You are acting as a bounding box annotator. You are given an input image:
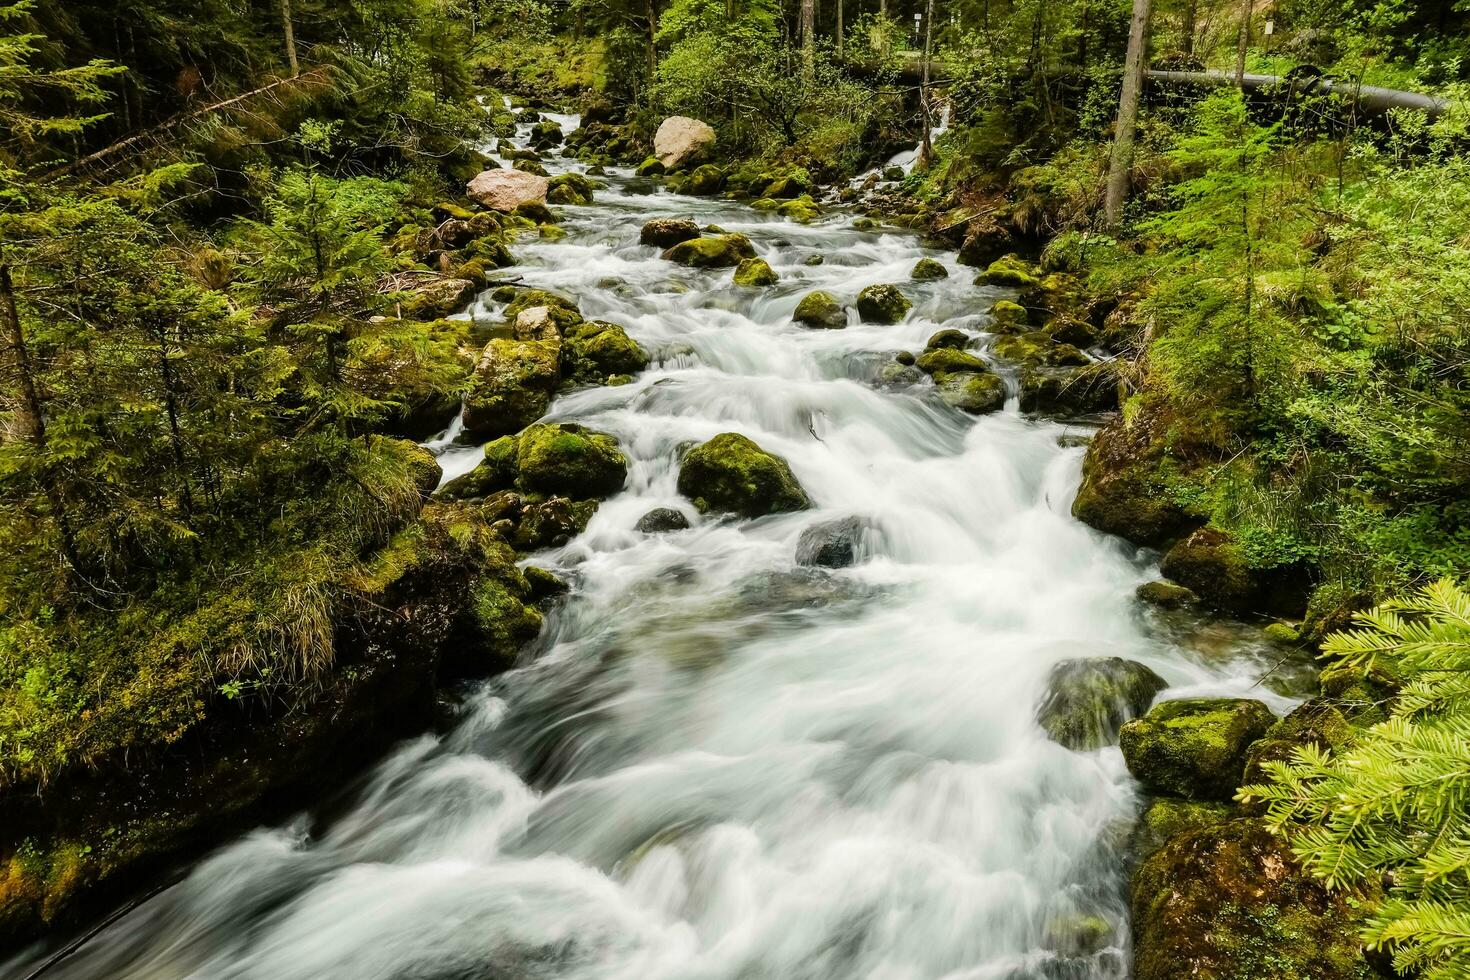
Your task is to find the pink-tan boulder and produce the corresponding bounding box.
[654,116,716,170]
[467,168,549,212]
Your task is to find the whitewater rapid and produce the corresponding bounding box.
[11,108,1303,980]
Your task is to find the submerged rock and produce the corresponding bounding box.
[855,284,912,324]
[733,257,779,287]
[795,516,870,568]
[515,422,628,499]
[1120,698,1275,800]
[677,432,810,517]
[635,507,691,533]
[640,217,701,249]
[1037,657,1168,751]
[794,290,847,330]
[1135,580,1198,609]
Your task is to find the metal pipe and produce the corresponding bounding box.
[1145,68,1449,120]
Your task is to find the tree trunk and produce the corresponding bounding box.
[280,0,300,77]
[646,0,659,78]
[1235,0,1252,85]
[835,0,843,59]
[1182,0,1196,56]
[1103,0,1151,227]
[0,264,44,445]
[801,0,815,77]
[917,0,936,170]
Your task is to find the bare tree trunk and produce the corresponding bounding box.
[646,0,659,78]
[835,0,843,59]
[801,0,815,76]
[0,264,43,445]
[1103,0,1151,227]
[917,0,936,170]
[1182,0,1196,56]
[280,0,299,77]
[880,0,887,20]
[1235,0,1252,85]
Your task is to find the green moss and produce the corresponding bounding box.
[855,283,912,324]
[636,156,666,177]
[504,288,580,321]
[934,372,1006,414]
[683,164,725,195]
[911,257,949,281]
[677,432,810,517]
[1129,798,1231,863]
[564,319,649,380]
[461,338,562,438]
[514,422,628,498]
[1120,698,1276,800]
[793,290,847,329]
[1136,580,1198,608]
[978,253,1041,288]
[733,257,779,287]
[777,197,821,223]
[438,436,518,501]
[661,235,753,269]
[1037,656,1168,751]
[915,347,988,375]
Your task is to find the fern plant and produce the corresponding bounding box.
[1242,578,1470,980]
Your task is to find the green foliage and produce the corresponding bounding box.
[1243,579,1470,980]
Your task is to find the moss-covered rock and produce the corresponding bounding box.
[1136,580,1198,609]
[977,254,1041,288]
[777,197,821,223]
[855,283,912,324]
[563,319,649,380]
[684,164,726,196]
[760,169,814,199]
[546,172,595,206]
[513,304,579,341]
[513,158,551,177]
[733,257,779,287]
[529,120,564,148]
[1071,402,1201,548]
[935,372,1006,415]
[1019,362,1120,416]
[793,290,847,330]
[504,288,579,321]
[661,234,755,269]
[1160,528,1311,617]
[1240,701,1355,792]
[635,507,691,533]
[1048,316,1097,348]
[1037,657,1168,751]
[676,432,810,517]
[925,328,969,350]
[438,436,518,500]
[1132,818,1377,980]
[403,277,479,320]
[1128,798,1231,865]
[515,422,628,498]
[988,299,1029,331]
[1120,698,1276,801]
[640,217,701,248]
[911,257,949,281]
[916,347,989,375]
[462,338,562,438]
[635,156,666,177]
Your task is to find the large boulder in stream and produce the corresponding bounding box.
[654,115,716,170]
[1132,818,1378,980]
[794,290,847,330]
[546,172,595,206]
[467,168,549,212]
[1120,697,1275,801]
[563,320,649,381]
[640,218,702,249]
[403,277,478,320]
[856,284,912,324]
[795,516,871,568]
[461,338,562,438]
[661,234,756,269]
[733,257,779,287]
[935,372,1006,415]
[677,433,810,517]
[515,422,628,498]
[1036,657,1167,751]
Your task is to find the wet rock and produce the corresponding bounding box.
[1037,657,1168,751]
[1128,797,1231,865]
[794,290,847,329]
[895,350,917,366]
[733,257,779,287]
[987,299,1030,333]
[1120,698,1275,801]
[925,328,969,350]
[796,516,870,568]
[522,565,569,601]
[662,234,755,269]
[467,168,549,213]
[513,200,556,224]
[1240,701,1354,793]
[513,305,567,341]
[935,372,1006,414]
[462,338,562,438]
[777,197,821,223]
[1135,580,1198,609]
[1048,316,1097,348]
[911,257,949,281]
[504,288,579,321]
[977,254,1041,289]
[882,166,905,181]
[958,223,1015,267]
[512,158,550,177]
[1132,818,1377,980]
[636,507,691,533]
[546,172,595,206]
[1071,403,1201,548]
[684,164,726,195]
[438,436,519,500]
[852,217,880,231]
[635,156,666,177]
[878,363,925,388]
[640,218,701,248]
[404,277,478,320]
[916,347,989,375]
[654,116,716,169]
[529,120,564,149]
[1160,528,1311,617]
[761,170,814,198]
[512,494,597,551]
[856,283,912,324]
[1019,362,1120,415]
[515,422,628,498]
[803,254,824,266]
[563,320,649,380]
[677,432,810,517]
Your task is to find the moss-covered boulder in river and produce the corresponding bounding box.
[677,433,810,517]
[683,164,725,195]
[855,283,912,324]
[546,172,595,206]
[515,422,628,499]
[911,257,949,281]
[1036,657,1168,751]
[640,217,701,248]
[563,319,649,380]
[1120,698,1275,800]
[935,372,1006,415]
[1132,818,1378,980]
[1019,362,1120,416]
[462,338,562,438]
[916,347,989,375]
[794,290,847,329]
[662,234,756,269]
[733,257,779,287]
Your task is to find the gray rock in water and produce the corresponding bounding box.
[1037,657,1168,751]
[636,507,691,533]
[796,516,870,568]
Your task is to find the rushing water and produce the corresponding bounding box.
[11,109,1306,980]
